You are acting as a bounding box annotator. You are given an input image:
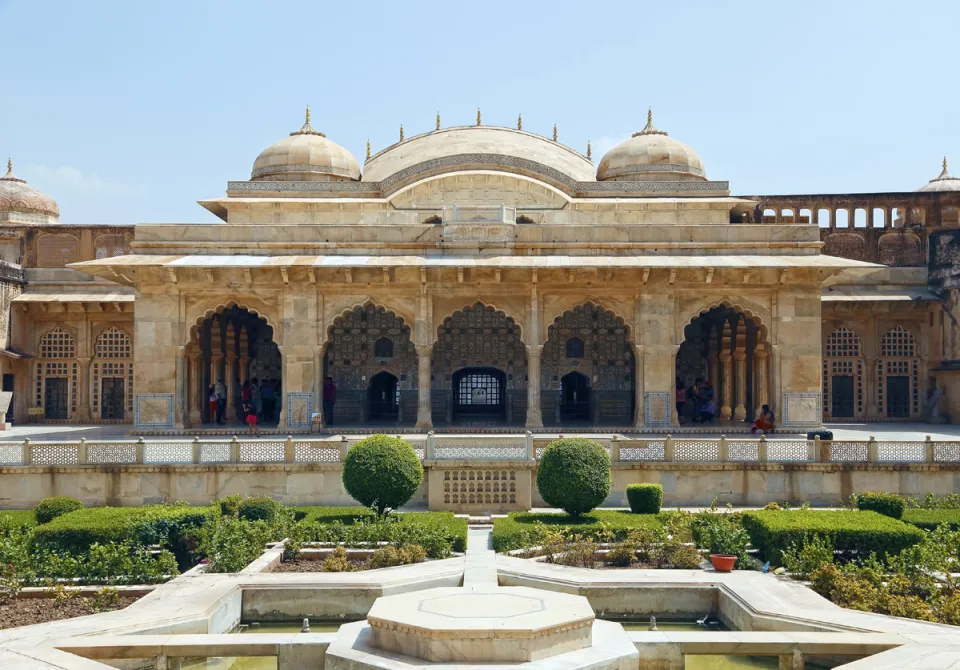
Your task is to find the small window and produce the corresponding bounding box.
[566,337,585,358]
[374,337,394,359]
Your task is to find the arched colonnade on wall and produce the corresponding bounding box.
[175,297,777,430]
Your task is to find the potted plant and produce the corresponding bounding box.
[704,520,749,572]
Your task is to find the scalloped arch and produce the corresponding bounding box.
[327,299,415,337]
[188,301,278,345]
[683,297,770,342]
[435,300,525,342]
[545,299,633,341]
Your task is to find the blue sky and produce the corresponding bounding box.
[1,0,956,224]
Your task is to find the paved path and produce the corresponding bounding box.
[463,527,497,587]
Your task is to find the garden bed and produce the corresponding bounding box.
[492,510,663,552]
[902,508,960,531]
[0,591,139,630]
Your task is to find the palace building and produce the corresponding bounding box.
[2,109,960,433]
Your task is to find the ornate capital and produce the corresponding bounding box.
[734,351,746,361]
[754,349,769,360]
[719,352,732,361]
[416,344,432,358]
[526,344,544,356]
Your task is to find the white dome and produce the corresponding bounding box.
[918,157,960,192]
[0,159,60,221]
[362,125,595,189]
[596,110,705,182]
[251,108,360,182]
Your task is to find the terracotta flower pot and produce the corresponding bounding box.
[709,554,737,572]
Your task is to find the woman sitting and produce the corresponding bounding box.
[752,405,775,434]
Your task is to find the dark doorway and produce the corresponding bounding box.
[2,373,13,423]
[44,377,68,419]
[452,367,506,420]
[560,372,591,421]
[831,375,854,418]
[368,371,399,420]
[887,376,910,418]
[101,378,125,420]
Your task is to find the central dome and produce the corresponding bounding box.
[362,126,596,189]
[597,110,705,182]
[251,107,361,182]
[0,159,60,222]
[918,157,960,192]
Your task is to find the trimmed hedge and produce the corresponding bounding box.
[32,505,212,556]
[342,435,424,516]
[237,496,284,522]
[0,510,38,530]
[35,496,83,524]
[902,509,960,531]
[537,438,611,517]
[741,510,924,564]
[626,484,663,514]
[294,507,467,553]
[492,510,662,552]
[853,491,905,519]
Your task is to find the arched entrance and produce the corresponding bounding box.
[559,372,591,422]
[324,303,416,426]
[368,371,400,421]
[677,305,768,426]
[541,303,635,426]
[432,303,526,427]
[187,305,281,427]
[452,367,506,421]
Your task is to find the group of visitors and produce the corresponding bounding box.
[676,375,776,433]
[206,377,281,432]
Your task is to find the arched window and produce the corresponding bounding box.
[95,327,132,358]
[35,327,78,420]
[565,337,585,359]
[880,326,916,358]
[374,337,394,359]
[39,327,76,358]
[825,326,861,357]
[878,326,920,419]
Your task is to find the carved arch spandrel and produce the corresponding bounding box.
[677,295,771,344]
[431,297,527,346]
[186,298,279,346]
[540,295,634,345]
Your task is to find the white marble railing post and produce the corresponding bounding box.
[525,345,544,429]
[416,345,433,429]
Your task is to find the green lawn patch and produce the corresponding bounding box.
[492,510,662,552]
[741,510,924,564]
[0,509,37,530]
[902,508,960,531]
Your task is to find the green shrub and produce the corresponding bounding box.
[0,510,38,532]
[853,491,905,519]
[35,497,83,524]
[217,495,244,517]
[295,511,466,557]
[536,438,610,517]
[342,435,424,517]
[197,514,276,573]
[741,510,924,564]
[237,496,283,522]
[492,510,661,552]
[902,509,960,531]
[293,506,375,525]
[907,493,960,510]
[626,484,662,514]
[780,534,834,578]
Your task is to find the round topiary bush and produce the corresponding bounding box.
[35,496,83,524]
[626,483,663,514]
[237,496,283,522]
[853,491,905,519]
[342,435,424,517]
[536,438,611,517]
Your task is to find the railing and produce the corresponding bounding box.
[1,434,958,466]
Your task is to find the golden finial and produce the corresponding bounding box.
[647,107,652,125]
[552,124,558,141]
[587,141,592,161]
[290,106,324,137]
[476,108,482,126]
[633,107,668,137]
[399,124,404,142]
[305,105,311,124]
[366,139,371,161]
[436,111,441,130]
[517,113,522,130]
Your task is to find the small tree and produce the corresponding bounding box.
[342,435,424,517]
[536,438,611,517]
[35,496,83,524]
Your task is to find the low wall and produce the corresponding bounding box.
[0,434,958,509]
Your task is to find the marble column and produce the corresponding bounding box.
[76,357,92,421]
[734,350,747,421]
[525,345,544,429]
[276,345,287,430]
[416,345,433,429]
[188,351,201,426]
[865,356,877,419]
[719,352,733,420]
[633,344,645,429]
[754,346,769,410]
[225,353,237,423]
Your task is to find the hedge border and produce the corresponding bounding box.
[492,510,662,552]
[902,509,960,531]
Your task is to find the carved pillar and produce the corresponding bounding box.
[226,354,236,422]
[276,345,287,429]
[865,356,878,419]
[754,344,769,410]
[76,357,92,421]
[238,326,249,385]
[734,351,747,421]
[720,318,733,419]
[416,345,433,429]
[525,345,544,429]
[633,345,644,428]
[188,350,201,426]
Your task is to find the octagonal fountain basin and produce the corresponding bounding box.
[325,585,640,669]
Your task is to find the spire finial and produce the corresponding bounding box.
[476,108,482,126]
[552,124,558,142]
[5,158,10,173]
[289,106,324,137]
[945,156,949,172]
[517,113,522,130]
[587,141,592,161]
[633,107,668,137]
[436,111,441,131]
[647,107,652,126]
[366,139,371,161]
[399,124,404,142]
[305,105,311,125]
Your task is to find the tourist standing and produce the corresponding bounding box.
[243,401,258,435]
[215,378,226,424]
[251,378,262,420]
[323,376,337,426]
[261,378,275,423]
[207,385,218,425]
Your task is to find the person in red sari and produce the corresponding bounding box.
[752,404,775,434]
